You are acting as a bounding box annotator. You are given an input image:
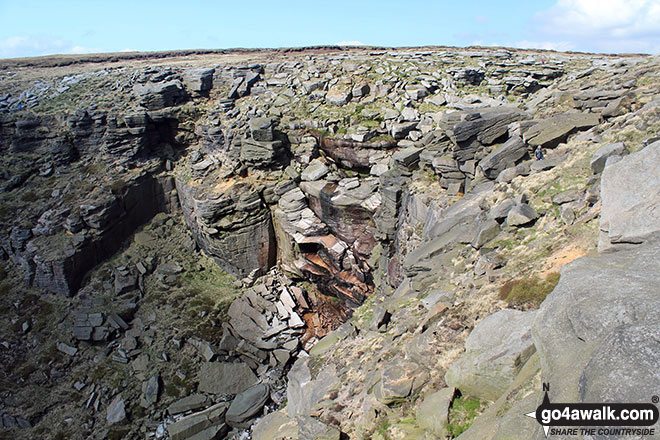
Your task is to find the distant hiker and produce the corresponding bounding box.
[535,145,544,161]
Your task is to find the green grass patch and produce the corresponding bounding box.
[498,272,560,307]
[447,395,488,437]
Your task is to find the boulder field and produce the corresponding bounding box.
[0,47,659,439]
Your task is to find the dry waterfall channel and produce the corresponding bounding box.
[0,47,659,440]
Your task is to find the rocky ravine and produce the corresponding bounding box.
[0,47,659,440]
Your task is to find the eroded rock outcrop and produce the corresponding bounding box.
[599,140,660,251]
[177,177,275,278]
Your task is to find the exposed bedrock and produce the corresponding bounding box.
[313,133,397,171]
[271,185,373,308]
[10,171,175,295]
[176,177,276,278]
[299,179,379,258]
[2,108,182,295]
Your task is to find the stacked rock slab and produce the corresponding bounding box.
[176,178,275,278]
[240,118,288,168]
[271,184,373,307]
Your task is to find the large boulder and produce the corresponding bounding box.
[478,135,527,179]
[589,141,627,174]
[182,68,215,95]
[451,107,527,146]
[300,159,329,181]
[326,83,352,106]
[167,402,228,440]
[133,80,187,110]
[532,242,660,413]
[249,117,274,142]
[445,309,537,401]
[506,203,537,227]
[373,358,424,404]
[416,387,455,438]
[198,362,258,395]
[252,409,299,440]
[240,138,286,168]
[225,383,270,426]
[599,140,660,251]
[523,112,600,148]
[286,358,339,417]
[449,107,527,163]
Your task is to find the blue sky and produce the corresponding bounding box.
[1,0,659,58]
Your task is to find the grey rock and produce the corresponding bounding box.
[240,138,285,167]
[352,83,370,98]
[370,306,391,331]
[252,409,299,440]
[225,383,269,426]
[532,243,660,407]
[106,395,126,425]
[325,86,351,106]
[250,118,274,142]
[2,414,16,427]
[489,200,515,222]
[298,415,341,440]
[551,189,581,205]
[496,163,527,183]
[590,142,627,174]
[523,112,600,148]
[405,84,428,101]
[452,107,527,146]
[401,107,420,122]
[57,342,78,356]
[471,219,500,249]
[198,362,258,395]
[445,309,537,401]
[193,339,217,362]
[374,358,422,404]
[15,417,31,429]
[167,402,228,440]
[303,79,327,94]
[300,160,329,181]
[416,387,455,438]
[185,425,229,440]
[287,358,339,417]
[176,179,275,278]
[182,68,214,94]
[168,394,211,415]
[404,193,486,273]
[600,140,660,251]
[114,269,138,295]
[390,122,417,139]
[392,147,422,168]
[141,374,160,407]
[478,135,527,179]
[530,156,563,172]
[506,203,537,226]
[133,80,187,110]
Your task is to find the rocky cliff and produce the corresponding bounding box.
[0,46,659,440]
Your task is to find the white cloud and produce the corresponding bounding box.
[533,0,660,53]
[511,40,576,52]
[0,35,103,59]
[70,45,102,54]
[336,41,364,46]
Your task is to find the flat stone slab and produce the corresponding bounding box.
[225,383,270,426]
[198,362,258,395]
[168,394,211,415]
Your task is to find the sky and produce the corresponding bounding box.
[0,0,659,59]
